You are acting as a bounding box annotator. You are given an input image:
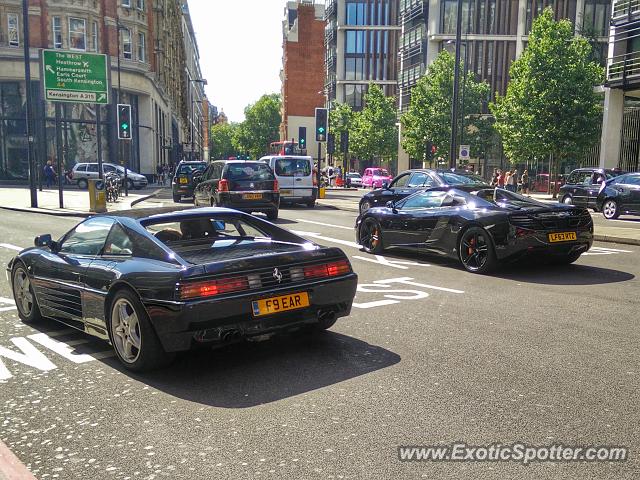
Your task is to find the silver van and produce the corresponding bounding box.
[259,155,316,207]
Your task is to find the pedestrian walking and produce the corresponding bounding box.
[521,170,529,194]
[508,169,518,192]
[161,164,168,185]
[491,169,500,187]
[43,160,56,189]
[498,170,506,189]
[156,164,163,185]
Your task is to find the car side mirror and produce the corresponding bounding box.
[382,181,390,189]
[385,200,395,209]
[35,234,54,249]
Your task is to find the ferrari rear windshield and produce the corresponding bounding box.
[144,216,271,245]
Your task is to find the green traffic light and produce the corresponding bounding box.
[318,127,325,134]
[121,123,129,130]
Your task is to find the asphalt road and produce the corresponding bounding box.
[0,203,639,479]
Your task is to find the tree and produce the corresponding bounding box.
[329,102,354,154]
[490,8,604,181]
[350,84,397,166]
[234,93,281,159]
[209,122,239,160]
[401,50,490,165]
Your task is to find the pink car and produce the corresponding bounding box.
[362,168,393,189]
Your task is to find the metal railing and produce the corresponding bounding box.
[399,63,425,87]
[324,21,336,44]
[400,24,425,51]
[612,0,640,19]
[608,51,640,82]
[400,0,424,22]
[325,0,336,18]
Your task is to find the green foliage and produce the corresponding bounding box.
[350,84,398,162]
[490,8,604,165]
[401,50,490,163]
[209,122,239,160]
[329,102,354,153]
[234,93,282,160]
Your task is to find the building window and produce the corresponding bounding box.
[346,1,367,25]
[138,32,146,62]
[137,0,145,10]
[345,84,364,109]
[122,28,132,59]
[69,18,86,50]
[583,0,611,37]
[122,0,131,7]
[92,21,98,51]
[52,17,63,49]
[7,13,19,47]
[346,30,365,54]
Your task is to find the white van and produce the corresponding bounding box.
[259,155,316,207]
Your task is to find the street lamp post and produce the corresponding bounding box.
[448,0,464,169]
[116,20,130,195]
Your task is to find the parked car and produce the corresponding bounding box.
[362,168,393,189]
[358,169,489,213]
[345,172,363,188]
[193,160,280,220]
[7,208,358,371]
[259,155,316,207]
[71,162,148,190]
[356,187,593,274]
[172,160,208,203]
[558,168,625,209]
[596,172,640,219]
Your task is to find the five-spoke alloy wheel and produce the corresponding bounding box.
[12,263,42,323]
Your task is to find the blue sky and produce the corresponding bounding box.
[189,0,285,122]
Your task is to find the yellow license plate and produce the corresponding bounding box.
[242,193,263,200]
[548,232,577,242]
[179,177,188,184]
[252,292,309,317]
[280,189,292,195]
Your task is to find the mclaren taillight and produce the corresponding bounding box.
[178,276,248,300]
[218,179,229,192]
[514,227,535,238]
[303,259,351,279]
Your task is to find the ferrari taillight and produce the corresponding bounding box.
[178,276,248,300]
[303,260,351,279]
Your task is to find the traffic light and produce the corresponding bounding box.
[327,133,335,155]
[117,104,132,140]
[340,131,349,153]
[298,126,307,150]
[315,108,327,142]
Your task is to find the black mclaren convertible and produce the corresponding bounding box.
[355,188,594,274]
[7,208,358,371]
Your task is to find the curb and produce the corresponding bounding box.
[0,439,36,480]
[0,191,158,218]
[593,234,640,246]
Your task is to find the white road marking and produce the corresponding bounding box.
[0,307,16,312]
[376,277,465,294]
[28,333,95,364]
[352,254,431,270]
[590,246,632,253]
[352,299,399,309]
[352,277,463,310]
[0,297,15,304]
[294,219,353,230]
[0,243,22,252]
[0,297,15,312]
[583,246,633,256]
[291,230,361,249]
[0,337,58,380]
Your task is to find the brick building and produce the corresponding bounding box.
[280,0,326,160]
[0,0,206,183]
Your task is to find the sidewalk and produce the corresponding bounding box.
[317,190,640,246]
[0,439,36,480]
[0,186,157,217]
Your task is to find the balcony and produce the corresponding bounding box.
[400,24,425,52]
[324,21,337,45]
[608,51,640,89]
[612,0,640,24]
[325,0,336,19]
[400,0,425,24]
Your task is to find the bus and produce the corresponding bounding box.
[269,140,307,156]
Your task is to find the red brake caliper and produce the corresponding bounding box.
[468,237,475,256]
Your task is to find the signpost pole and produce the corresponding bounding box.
[96,104,103,181]
[55,103,64,209]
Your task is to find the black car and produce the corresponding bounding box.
[172,160,208,202]
[558,168,624,210]
[356,188,593,274]
[358,169,488,213]
[596,172,640,219]
[7,208,358,371]
[194,160,280,220]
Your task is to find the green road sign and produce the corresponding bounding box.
[42,50,109,104]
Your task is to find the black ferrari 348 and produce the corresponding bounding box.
[356,188,594,274]
[7,208,358,371]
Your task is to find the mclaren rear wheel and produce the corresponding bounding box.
[459,227,497,274]
[359,218,384,254]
